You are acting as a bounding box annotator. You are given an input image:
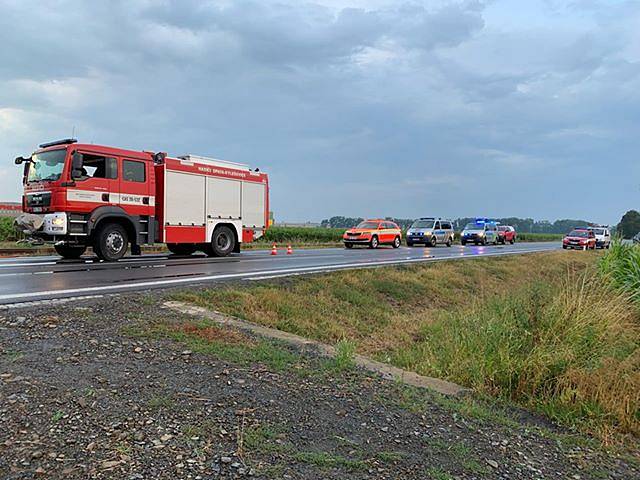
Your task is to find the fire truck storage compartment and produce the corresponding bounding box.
[241,182,266,228]
[165,171,205,226]
[206,177,241,219]
[164,169,266,230]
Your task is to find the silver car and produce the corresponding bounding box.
[406,218,455,247]
[461,221,499,246]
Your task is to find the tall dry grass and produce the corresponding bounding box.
[398,271,640,438]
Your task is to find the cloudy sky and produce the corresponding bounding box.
[1,0,638,223]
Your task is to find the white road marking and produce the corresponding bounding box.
[0,244,558,302]
[0,261,58,269]
[0,272,51,278]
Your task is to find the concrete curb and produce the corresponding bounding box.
[163,301,471,398]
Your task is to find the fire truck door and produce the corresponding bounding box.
[67,151,119,208]
[118,158,152,217]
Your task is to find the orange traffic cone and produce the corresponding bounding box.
[271,244,278,255]
[286,245,293,255]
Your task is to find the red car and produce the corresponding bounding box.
[497,225,516,244]
[562,228,596,250]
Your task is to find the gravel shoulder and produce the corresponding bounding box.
[1,293,638,480]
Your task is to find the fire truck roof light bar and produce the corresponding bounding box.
[39,138,78,149]
[178,154,251,171]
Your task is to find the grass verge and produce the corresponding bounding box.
[174,251,640,444]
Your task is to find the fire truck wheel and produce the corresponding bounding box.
[392,236,401,248]
[369,235,379,249]
[207,226,236,257]
[54,244,86,259]
[94,223,128,261]
[167,243,196,256]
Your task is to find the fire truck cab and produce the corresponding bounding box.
[15,139,269,261]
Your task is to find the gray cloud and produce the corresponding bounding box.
[0,0,638,224]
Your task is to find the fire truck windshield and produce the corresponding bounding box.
[27,149,67,183]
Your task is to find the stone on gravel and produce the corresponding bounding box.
[100,460,121,469]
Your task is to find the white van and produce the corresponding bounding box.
[588,226,611,249]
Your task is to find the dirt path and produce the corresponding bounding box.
[1,293,637,479]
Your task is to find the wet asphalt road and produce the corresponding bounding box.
[0,242,560,305]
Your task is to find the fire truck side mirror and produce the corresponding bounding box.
[22,163,29,184]
[71,151,84,179]
[14,156,28,165]
[153,152,166,164]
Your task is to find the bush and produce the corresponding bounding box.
[0,217,21,242]
[516,232,563,242]
[262,227,344,244]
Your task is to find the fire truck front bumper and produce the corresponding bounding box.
[16,212,68,238]
[42,212,68,236]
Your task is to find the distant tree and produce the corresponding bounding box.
[387,218,414,229]
[323,216,364,228]
[551,219,591,234]
[616,210,640,239]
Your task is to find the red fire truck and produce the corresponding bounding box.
[14,139,269,261]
